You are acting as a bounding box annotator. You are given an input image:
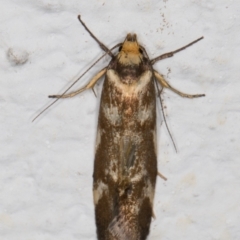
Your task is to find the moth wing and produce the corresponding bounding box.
[108,213,134,240]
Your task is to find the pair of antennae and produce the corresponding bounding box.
[33,15,203,152]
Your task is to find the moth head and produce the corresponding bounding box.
[118,33,143,65]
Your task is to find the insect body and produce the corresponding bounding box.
[93,34,157,240]
[46,16,205,240]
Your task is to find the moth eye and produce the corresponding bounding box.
[119,46,122,52]
[139,48,143,54]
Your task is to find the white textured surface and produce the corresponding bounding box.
[1,0,239,239]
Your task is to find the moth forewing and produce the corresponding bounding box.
[93,34,157,240]
[45,16,204,240]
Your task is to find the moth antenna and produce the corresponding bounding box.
[139,46,149,59]
[92,87,97,98]
[151,36,204,65]
[78,15,114,58]
[154,77,177,153]
[32,43,121,122]
[141,45,177,152]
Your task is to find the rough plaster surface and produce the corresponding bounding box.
[1,0,239,239]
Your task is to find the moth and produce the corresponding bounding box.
[35,16,205,240]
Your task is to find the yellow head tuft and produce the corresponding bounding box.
[118,34,143,65]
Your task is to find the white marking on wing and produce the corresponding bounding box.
[93,180,108,205]
[109,158,118,182]
[103,105,121,125]
[137,103,154,125]
[107,70,152,97]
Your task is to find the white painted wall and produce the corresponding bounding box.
[1,0,239,239]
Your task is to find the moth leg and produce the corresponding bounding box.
[158,171,167,181]
[154,70,205,98]
[49,68,107,98]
